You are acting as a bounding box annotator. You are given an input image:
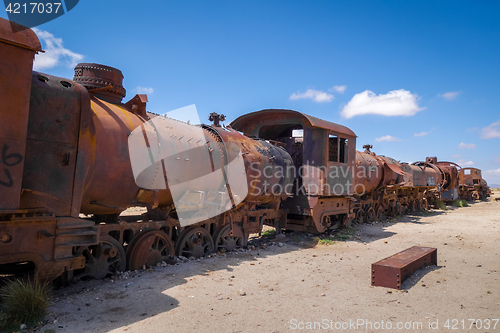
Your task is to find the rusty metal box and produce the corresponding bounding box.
[371,246,437,289]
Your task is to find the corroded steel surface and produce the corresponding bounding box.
[19,72,90,216]
[0,19,42,210]
[208,125,294,204]
[354,151,382,194]
[458,167,489,200]
[459,167,483,186]
[73,63,126,103]
[407,161,444,187]
[372,246,437,289]
[436,161,459,201]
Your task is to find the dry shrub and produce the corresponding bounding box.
[0,278,51,330]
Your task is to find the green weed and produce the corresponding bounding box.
[312,236,335,245]
[260,229,276,238]
[452,199,469,207]
[434,200,448,210]
[332,226,356,241]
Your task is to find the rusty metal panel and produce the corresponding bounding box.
[19,72,83,216]
[371,246,437,289]
[0,217,57,263]
[0,18,41,210]
[409,162,443,187]
[437,161,459,201]
[354,151,383,194]
[80,96,164,215]
[459,167,482,186]
[208,125,294,204]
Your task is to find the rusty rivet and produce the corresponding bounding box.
[0,233,12,243]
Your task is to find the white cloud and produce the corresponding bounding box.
[329,85,346,94]
[437,91,461,100]
[290,89,334,103]
[481,120,500,139]
[135,86,154,94]
[458,142,476,149]
[340,89,425,119]
[32,28,84,71]
[457,159,474,166]
[449,154,462,159]
[375,135,401,142]
[483,168,500,182]
[414,131,428,137]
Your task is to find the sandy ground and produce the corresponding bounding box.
[39,192,500,333]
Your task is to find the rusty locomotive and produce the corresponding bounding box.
[0,19,490,282]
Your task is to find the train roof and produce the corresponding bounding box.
[0,19,42,52]
[230,109,356,138]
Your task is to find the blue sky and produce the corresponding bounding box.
[3,1,500,184]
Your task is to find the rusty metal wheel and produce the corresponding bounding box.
[365,207,376,222]
[415,199,422,212]
[355,209,365,223]
[396,202,403,215]
[74,236,126,280]
[422,198,429,210]
[213,224,247,252]
[408,200,416,213]
[127,230,174,271]
[375,205,384,219]
[329,214,344,230]
[175,227,214,258]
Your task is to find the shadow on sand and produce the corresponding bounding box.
[42,202,486,331]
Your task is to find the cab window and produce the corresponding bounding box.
[329,134,348,163]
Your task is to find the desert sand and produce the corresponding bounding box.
[39,192,500,333]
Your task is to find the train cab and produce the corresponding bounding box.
[231,109,357,233]
[458,167,489,200]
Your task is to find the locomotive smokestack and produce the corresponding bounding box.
[73,63,126,103]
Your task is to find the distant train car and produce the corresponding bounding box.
[458,167,489,200]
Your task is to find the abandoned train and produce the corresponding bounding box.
[0,19,490,282]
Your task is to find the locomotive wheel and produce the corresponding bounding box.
[396,202,403,215]
[329,214,344,230]
[365,207,376,222]
[213,224,247,252]
[127,230,174,271]
[74,236,126,280]
[415,199,423,212]
[408,200,416,213]
[355,210,365,223]
[375,206,384,219]
[175,227,214,258]
[422,198,429,210]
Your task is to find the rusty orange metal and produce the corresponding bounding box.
[435,160,460,201]
[0,19,42,211]
[458,167,489,200]
[372,246,437,289]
